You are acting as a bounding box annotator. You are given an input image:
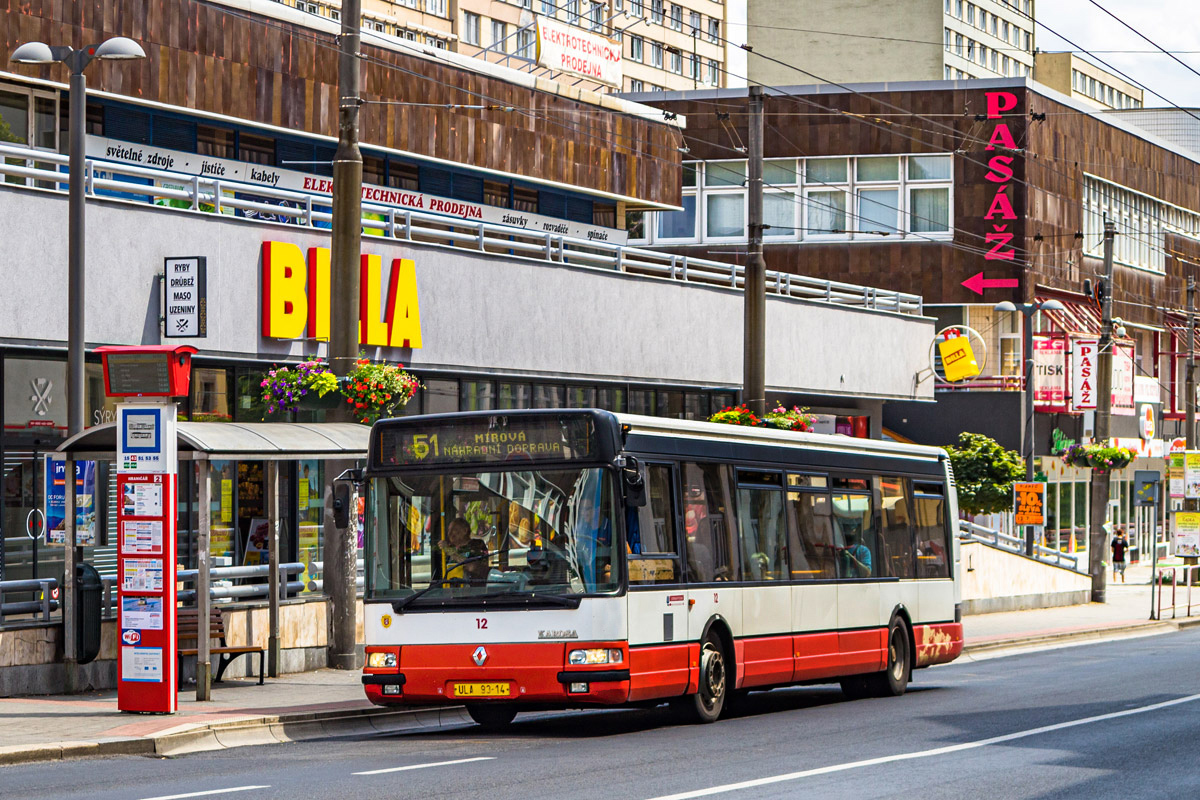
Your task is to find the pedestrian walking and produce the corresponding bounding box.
[1110,527,1129,583]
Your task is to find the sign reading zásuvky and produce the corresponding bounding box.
[1013,482,1045,526]
[260,241,422,348]
[1174,511,1200,557]
[535,15,622,88]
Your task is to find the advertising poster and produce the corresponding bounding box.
[120,596,164,631]
[1013,482,1046,526]
[1033,337,1068,411]
[122,481,163,517]
[44,458,97,546]
[1170,453,1185,499]
[120,646,163,683]
[121,520,164,555]
[220,479,233,523]
[1174,511,1200,558]
[242,518,269,566]
[1186,452,1200,500]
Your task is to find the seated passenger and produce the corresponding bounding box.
[838,531,872,578]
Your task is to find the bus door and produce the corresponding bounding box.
[680,463,740,671]
[831,481,884,674]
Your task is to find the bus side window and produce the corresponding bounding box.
[681,462,739,582]
[629,463,680,585]
[736,487,788,581]
[914,485,949,578]
[787,491,836,579]
[831,491,876,579]
[880,477,915,578]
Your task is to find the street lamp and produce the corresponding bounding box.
[10,36,146,437]
[994,298,1066,555]
[10,37,144,681]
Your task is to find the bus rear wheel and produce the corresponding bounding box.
[866,618,911,697]
[677,633,727,723]
[466,703,518,729]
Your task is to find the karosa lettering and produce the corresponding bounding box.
[261,241,423,348]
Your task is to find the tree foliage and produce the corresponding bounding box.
[944,432,1025,516]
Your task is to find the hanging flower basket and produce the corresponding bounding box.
[1061,443,1134,472]
[261,357,419,423]
[709,403,815,433]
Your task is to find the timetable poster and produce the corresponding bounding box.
[121,519,164,555]
[122,481,163,517]
[121,558,164,592]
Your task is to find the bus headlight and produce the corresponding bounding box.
[367,651,398,668]
[567,648,623,665]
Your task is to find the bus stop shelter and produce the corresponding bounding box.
[59,421,369,699]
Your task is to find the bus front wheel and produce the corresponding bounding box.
[466,703,518,729]
[677,633,727,724]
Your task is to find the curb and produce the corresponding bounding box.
[963,620,1173,656]
[0,703,470,766]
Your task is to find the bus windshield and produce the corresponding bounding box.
[367,467,619,607]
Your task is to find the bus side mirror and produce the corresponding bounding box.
[333,483,351,528]
[622,457,646,508]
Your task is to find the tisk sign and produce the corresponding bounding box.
[261,241,422,348]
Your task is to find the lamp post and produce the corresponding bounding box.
[10,37,145,680]
[994,298,1066,556]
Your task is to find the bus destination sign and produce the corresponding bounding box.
[378,415,595,467]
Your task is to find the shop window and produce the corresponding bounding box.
[681,462,738,582]
[879,477,915,578]
[238,133,275,166]
[656,390,684,418]
[484,180,510,208]
[566,386,597,408]
[683,392,709,420]
[198,125,235,159]
[208,460,237,564]
[593,203,616,228]
[626,209,646,240]
[461,380,494,411]
[513,186,539,212]
[629,463,680,584]
[712,392,735,411]
[658,195,697,239]
[628,389,656,415]
[86,103,104,136]
[388,161,419,191]
[533,385,564,408]
[423,378,459,414]
[497,382,531,409]
[189,367,233,422]
[298,460,325,591]
[237,460,267,566]
[235,369,272,422]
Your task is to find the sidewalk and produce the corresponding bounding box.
[0,565,1192,767]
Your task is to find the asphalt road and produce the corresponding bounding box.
[4,630,1199,800]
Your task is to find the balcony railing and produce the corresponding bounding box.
[0,142,924,317]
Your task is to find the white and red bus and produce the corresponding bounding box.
[361,410,963,726]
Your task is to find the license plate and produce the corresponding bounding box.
[452,682,510,698]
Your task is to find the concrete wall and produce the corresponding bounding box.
[747,0,942,86]
[960,541,1092,614]
[0,187,934,401]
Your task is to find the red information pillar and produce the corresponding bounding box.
[115,404,179,713]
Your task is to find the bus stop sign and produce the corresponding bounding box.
[1134,470,1159,506]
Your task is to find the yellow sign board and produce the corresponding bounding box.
[1013,481,1045,526]
[938,333,981,383]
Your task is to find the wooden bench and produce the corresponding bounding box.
[177,607,266,687]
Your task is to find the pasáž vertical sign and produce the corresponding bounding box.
[1013,482,1045,526]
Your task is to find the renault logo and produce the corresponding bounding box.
[472,646,488,666]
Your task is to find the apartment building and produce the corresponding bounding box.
[280,0,746,93]
[745,0,1035,86]
[1034,51,1143,110]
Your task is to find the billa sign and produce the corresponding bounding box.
[1013,482,1045,526]
[261,241,422,348]
[937,330,981,382]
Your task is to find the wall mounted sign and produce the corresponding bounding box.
[1033,336,1068,411]
[981,91,1020,272]
[163,257,207,338]
[1071,338,1099,411]
[535,15,623,87]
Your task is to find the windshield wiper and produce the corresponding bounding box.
[469,591,580,607]
[391,575,484,613]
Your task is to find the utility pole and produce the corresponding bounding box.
[1185,277,1197,581]
[743,85,766,415]
[326,0,364,671]
[1089,220,1116,603]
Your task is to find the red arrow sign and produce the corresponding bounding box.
[962,272,1019,295]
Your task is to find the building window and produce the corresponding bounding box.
[516,29,535,58]
[651,41,663,68]
[669,48,682,74]
[541,0,556,14]
[425,0,446,17]
[484,180,509,208]
[239,133,274,165]
[708,58,720,85]
[630,35,643,62]
[708,18,720,43]
[463,11,481,46]
[955,0,963,18]
[630,78,644,92]
[689,11,700,35]
[670,3,682,31]
[966,3,974,25]
[590,1,604,31]
[651,0,664,24]
[658,195,697,239]
[955,33,963,57]
[491,20,507,52]
[567,0,580,24]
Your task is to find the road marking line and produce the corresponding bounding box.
[140,787,269,800]
[354,756,496,775]
[643,692,1200,800]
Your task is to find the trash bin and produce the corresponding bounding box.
[75,563,103,665]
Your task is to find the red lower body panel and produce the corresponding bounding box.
[792,632,843,681]
[628,643,692,701]
[738,635,795,688]
[913,623,964,667]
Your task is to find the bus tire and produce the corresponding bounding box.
[677,633,727,723]
[466,703,518,729]
[864,617,911,697]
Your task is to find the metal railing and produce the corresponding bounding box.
[0,578,59,622]
[959,519,1081,572]
[177,563,306,605]
[1156,565,1200,620]
[0,142,923,316]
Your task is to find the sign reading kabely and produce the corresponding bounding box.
[163,257,207,338]
[535,16,622,88]
[87,136,627,245]
[1072,338,1098,411]
[262,241,422,348]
